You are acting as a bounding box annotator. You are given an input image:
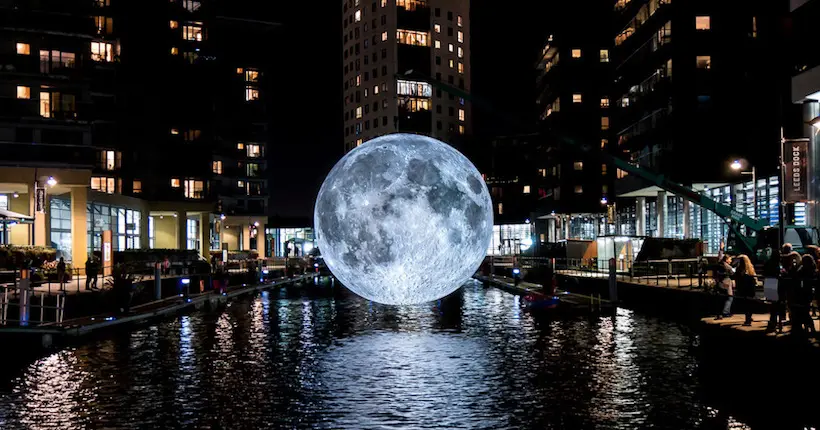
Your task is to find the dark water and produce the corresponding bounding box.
[0,280,809,429]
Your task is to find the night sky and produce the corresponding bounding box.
[269,3,551,223]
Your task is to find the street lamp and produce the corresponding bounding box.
[46,176,57,187]
[730,159,756,218]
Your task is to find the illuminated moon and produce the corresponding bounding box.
[314,133,493,305]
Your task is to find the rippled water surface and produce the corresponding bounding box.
[0,280,775,429]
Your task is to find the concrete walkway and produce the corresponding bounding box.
[700,313,820,347]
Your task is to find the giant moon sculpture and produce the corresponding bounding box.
[314,133,493,305]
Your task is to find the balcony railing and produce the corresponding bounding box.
[0,141,96,168]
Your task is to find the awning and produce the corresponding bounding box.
[0,209,34,223]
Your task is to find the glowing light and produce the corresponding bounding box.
[730,160,742,170]
[46,176,57,186]
[181,278,190,285]
[315,133,493,305]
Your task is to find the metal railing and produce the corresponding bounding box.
[0,284,66,326]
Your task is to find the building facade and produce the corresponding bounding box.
[534,1,615,242]
[341,0,471,152]
[0,0,275,270]
[609,0,787,243]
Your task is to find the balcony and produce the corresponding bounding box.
[397,1,430,31]
[0,141,96,168]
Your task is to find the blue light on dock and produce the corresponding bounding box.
[180,278,190,285]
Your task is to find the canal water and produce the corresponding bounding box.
[0,279,812,429]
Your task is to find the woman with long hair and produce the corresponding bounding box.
[734,254,757,326]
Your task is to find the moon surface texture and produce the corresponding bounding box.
[314,133,493,305]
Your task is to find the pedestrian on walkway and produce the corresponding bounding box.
[162,256,170,276]
[57,257,67,291]
[85,256,99,291]
[715,255,735,320]
[733,254,757,326]
[794,255,817,336]
[769,251,799,332]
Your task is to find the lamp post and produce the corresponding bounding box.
[730,159,756,218]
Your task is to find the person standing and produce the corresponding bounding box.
[794,255,817,336]
[85,256,99,291]
[715,255,735,320]
[57,257,67,291]
[734,254,757,326]
[770,251,800,332]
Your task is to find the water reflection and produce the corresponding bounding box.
[0,279,768,429]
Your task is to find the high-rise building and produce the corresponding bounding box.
[533,1,615,242]
[341,0,470,152]
[0,0,275,268]
[611,0,786,241]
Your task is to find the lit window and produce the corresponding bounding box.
[100,150,119,170]
[572,94,582,103]
[183,129,201,141]
[621,96,630,107]
[170,20,179,29]
[397,80,432,97]
[448,43,454,52]
[523,185,531,194]
[212,160,223,174]
[237,143,245,150]
[183,23,204,41]
[244,69,259,82]
[449,59,454,68]
[696,55,711,69]
[571,49,581,58]
[696,16,711,30]
[458,125,465,135]
[171,178,181,188]
[617,169,629,179]
[600,98,609,108]
[184,180,204,199]
[574,185,583,194]
[381,0,386,6]
[171,47,179,55]
[458,109,465,121]
[95,0,110,6]
[183,51,198,64]
[574,161,583,170]
[457,31,463,43]
[457,15,463,27]
[397,29,429,46]
[382,31,388,41]
[497,203,503,215]
[602,164,608,175]
[16,43,30,55]
[752,17,757,38]
[355,10,362,22]
[91,177,116,194]
[16,86,30,99]
[245,87,259,101]
[237,180,245,188]
[247,144,262,158]
[356,75,361,86]
[374,85,379,95]
[398,97,430,112]
[247,163,260,177]
[601,117,610,130]
[435,40,441,49]
[457,47,463,58]
[39,92,50,118]
[458,62,464,74]
[183,0,201,12]
[356,106,363,118]
[600,49,609,62]
[601,139,608,148]
[90,41,114,62]
[170,128,179,135]
[434,24,441,33]
[133,180,142,194]
[538,169,547,177]
[356,138,363,146]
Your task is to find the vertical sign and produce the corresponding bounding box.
[102,230,112,276]
[606,204,616,224]
[783,138,810,203]
[35,187,46,213]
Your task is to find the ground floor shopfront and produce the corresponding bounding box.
[538,176,809,256]
[0,167,267,272]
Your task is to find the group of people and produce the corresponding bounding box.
[715,254,757,325]
[767,243,820,335]
[715,243,820,335]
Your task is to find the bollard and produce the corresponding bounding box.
[154,263,162,300]
[608,257,618,304]
[19,269,31,326]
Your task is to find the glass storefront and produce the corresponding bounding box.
[487,224,534,255]
[87,202,140,255]
[266,228,315,257]
[50,198,72,260]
